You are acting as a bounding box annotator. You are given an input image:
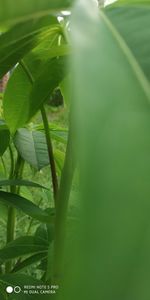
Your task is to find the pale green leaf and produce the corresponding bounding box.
[0,16,59,79]
[4,54,69,132]
[29,56,68,120]
[0,0,73,25]
[14,128,49,170]
[61,1,150,300]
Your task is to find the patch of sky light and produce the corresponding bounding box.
[104,0,117,6]
[61,11,71,16]
[58,11,71,23]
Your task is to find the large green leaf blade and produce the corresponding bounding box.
[3,54,69,132]
[0,16,59,79]
[60,1,150,300]
[29,56,68,120]
[105,5,150,81]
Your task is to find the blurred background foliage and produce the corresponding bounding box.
[0,0,150,300]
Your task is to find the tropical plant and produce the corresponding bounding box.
[0,0,150,300]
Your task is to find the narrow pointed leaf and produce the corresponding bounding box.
[11,252,47,273]
[0,191,51,223]
[0,236,47,263]
[0,179,48,189]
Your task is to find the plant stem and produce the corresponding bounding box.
[1,157,7,178]
[20,59,73,282]
[20,59,58,205]
[6,153,24,273]
[8,145,15,180]
[51,129,75,283]
[41,106,58,205]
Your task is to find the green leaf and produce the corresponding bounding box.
[0,179,48,189]
[0,120,10,156]
[3,53,69,132]
[50,130,68,144]
[63,1,150,300]
[0,203,7,222]
[14,128,49,170]
[0,236,47,263]
[54,149,65,174]
[0,191,51,223]
[14,128,63,172]
[105,5,150,81]
[11,252,47,273]
[60,75,72,106]
[22,31,68,80]
[0,16,59,79]
[29,56,68,121]
[0,0,73,26]
[20,186,34,202]
[36,123,68,144]
[0,225,54,285]
[4,66,32,131]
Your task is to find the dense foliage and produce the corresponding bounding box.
[0,0,150,299]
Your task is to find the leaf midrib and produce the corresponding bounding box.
[0,27,59,65]
[100,9,150,103]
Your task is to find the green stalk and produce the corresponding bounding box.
[6,153,24,272]
[51,130,75,283]
[1,157,7,178]
[20,59,58,205]
[8,145,15,179]
[6,146,15,249]
[41,106,58,205]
